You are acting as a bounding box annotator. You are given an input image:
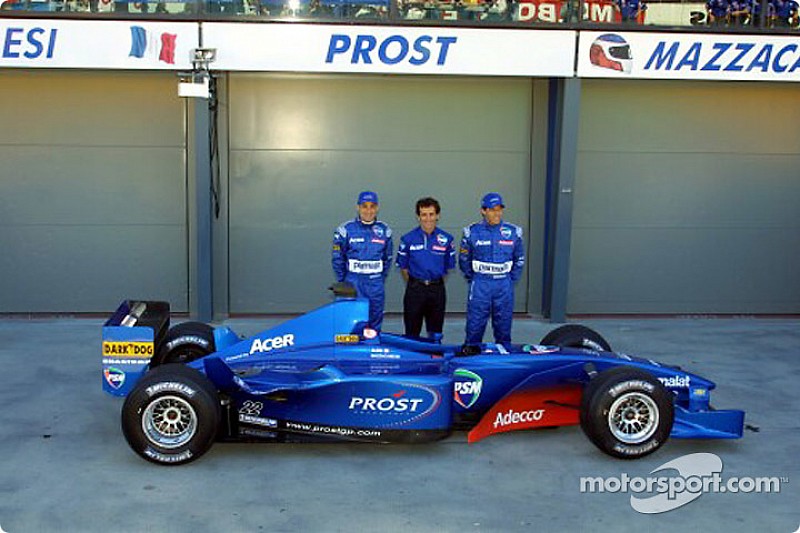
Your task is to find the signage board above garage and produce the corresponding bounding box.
[203,23,576,77]
[0,19,197,69]
[578,31,800,82]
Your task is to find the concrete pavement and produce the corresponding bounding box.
[0,315,797,532]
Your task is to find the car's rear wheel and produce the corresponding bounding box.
[579,367,674,459]
[152,321,216,366]
[121,364,220,465]
[540,324,612,351]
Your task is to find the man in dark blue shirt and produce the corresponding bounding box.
[396,197,456,338]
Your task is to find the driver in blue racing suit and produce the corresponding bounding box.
[459,192,525,349]
[332,191,393,332]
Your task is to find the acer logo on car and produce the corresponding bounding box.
[349,392,425,413]
[249,334,295,354]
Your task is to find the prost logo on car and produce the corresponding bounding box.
[346,383,441,427]
[453,368,483,409]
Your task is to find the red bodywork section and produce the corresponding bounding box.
[468,385,583,443]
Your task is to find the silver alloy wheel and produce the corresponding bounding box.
[142,395,198,449]
[607,392,660,444]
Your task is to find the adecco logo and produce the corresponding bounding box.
[580,453,788,514]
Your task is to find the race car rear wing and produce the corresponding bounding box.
[102,300,170,397]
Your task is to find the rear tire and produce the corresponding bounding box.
[121,365,220,466]
[579,367,674,459]
[540,324,612,352]
[152,321,216,366]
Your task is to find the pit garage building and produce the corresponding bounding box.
[1,20,798,320]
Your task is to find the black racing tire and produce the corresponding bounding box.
[579,366,674,460]
[152,321,216,366]
[540,324,612,352]
[121,364,221,466]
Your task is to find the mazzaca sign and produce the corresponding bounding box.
[202,23,576,77]
[0,19,197,69]
[578,31,800,82]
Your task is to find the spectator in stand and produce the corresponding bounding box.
[749,0,768,25]
[615,0,647,22]
[770,0,798,25]
[707,0,731,24]
[729,0,751,24]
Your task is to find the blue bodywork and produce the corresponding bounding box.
[102,297,744,445]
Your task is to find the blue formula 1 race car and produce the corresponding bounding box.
[101,284,744,466]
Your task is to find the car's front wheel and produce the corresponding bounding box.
[579,367,674,459]
[540,324,612,352]
[121,364,220,465]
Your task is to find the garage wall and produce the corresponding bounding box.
[0,71,189,313]
[228,74,534,314]
[570,80,800,314]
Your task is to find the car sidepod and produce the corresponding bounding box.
[202,357,453,444]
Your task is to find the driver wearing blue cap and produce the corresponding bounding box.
[332,191,393,331]
[459,192,525,349]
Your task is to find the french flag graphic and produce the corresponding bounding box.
[129,26,177,65]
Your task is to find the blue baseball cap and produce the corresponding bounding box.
[357,191,379,205]
[481,192,505,209]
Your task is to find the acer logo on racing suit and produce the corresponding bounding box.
[349,391,425,413]
[475,240,491,246]
[658,375,691,388]
[453,368,483,409]
[249,334,295,354]
[493,409,546,428]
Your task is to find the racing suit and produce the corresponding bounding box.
[332,218,393,331]
[459,220,525,347]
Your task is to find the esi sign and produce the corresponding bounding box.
[203,23,575,77]
[578,31,800,82]
[1,19,195,69]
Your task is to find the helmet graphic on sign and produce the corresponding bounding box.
[589,34,633,74]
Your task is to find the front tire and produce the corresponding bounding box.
[540,324,612,352]
[580,367,674,459]
[121,365,220,465]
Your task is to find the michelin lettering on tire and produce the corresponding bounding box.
[609,380,654,397]
[144,448,193,464]
[145,382,197,398]
[166,336,210,351]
